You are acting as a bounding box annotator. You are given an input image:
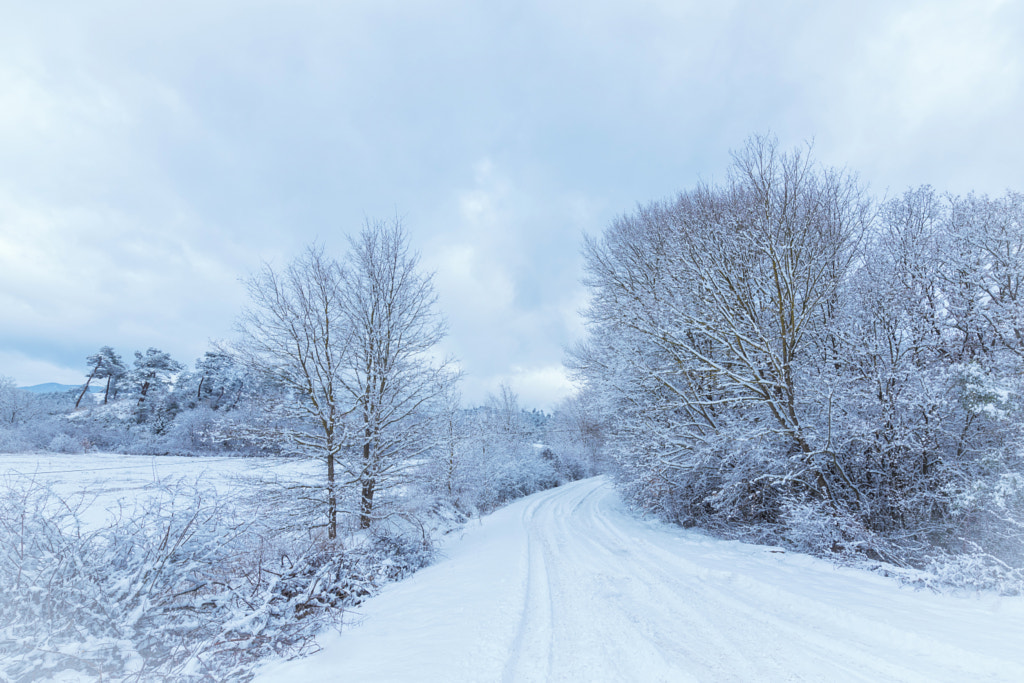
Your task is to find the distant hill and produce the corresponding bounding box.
[20,383,100,394]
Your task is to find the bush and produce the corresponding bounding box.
[0,475,438,681]
[47,432,86,454]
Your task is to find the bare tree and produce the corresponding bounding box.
[579,135,870,507]
[426,384,473,507]
[0,376,35,426]
[237,245,351,538]
[237,223,453,533]
[574,137,1024,579]
[335,219,453,528]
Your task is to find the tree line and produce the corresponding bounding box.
[0,218,602,679]
[571,135,1024,588]
[0,219,599,537]
[4,137,1021,591]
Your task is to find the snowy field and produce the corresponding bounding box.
[0,452,318,528]
[258,476,1024,683]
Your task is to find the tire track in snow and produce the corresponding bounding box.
[502,477,1024,682]
[531,481,765,681]
[502,495,556,682]
[580,490,925,681]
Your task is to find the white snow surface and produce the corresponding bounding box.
[257,476,1024,683]
[0,452,317,528]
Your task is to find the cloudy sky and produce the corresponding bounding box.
[1,0,1022,409]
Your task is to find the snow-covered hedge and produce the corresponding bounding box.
[0,476,433,681]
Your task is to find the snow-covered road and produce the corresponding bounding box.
[257,477,1024,682]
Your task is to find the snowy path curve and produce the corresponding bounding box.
[257,477,1024,682]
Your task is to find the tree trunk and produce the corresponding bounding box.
[359,477,375,529]
[327,449,337,539]
[75,364,100,409]
[137,380,151,406]
[360,405,374,528]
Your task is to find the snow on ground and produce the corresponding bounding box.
[0,452,317,528]
[257,476,1024,683]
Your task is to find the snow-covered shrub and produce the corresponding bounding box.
[780,498,890,562]
[0,474,441,681]
[363,529,435,582]
[165,405,218,452]
[423,387,565,515]
[48,432,86,454]
[479,450,560,511]
[0,427,32,453]
[543,392,607,482]
[924,550,1024,596]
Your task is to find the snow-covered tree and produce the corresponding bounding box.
[237,245,350,538]
[0,376,35,427]
[572,136,1024,578]
[74,346,125,408]
[466,384,558,509]
[335,219,454,528]
[545,390,606,481]
[129,348,183,406]
[575,135,869,520]
[238,223,455,534]
[423,385,475,509]
[192,349,246,411]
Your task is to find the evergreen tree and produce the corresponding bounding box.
[130,348,184,406]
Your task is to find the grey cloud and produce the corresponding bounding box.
[1,0,1022,406]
